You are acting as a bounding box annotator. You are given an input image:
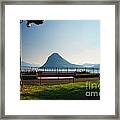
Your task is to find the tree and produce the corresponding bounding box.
[20,20,45,27]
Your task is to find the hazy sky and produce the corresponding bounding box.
[20,20,100,66]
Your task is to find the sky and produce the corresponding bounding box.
[20,20,100,66]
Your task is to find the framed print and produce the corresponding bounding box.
[0,0,119,119]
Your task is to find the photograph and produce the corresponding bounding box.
[20,20,100,100]
[2,1,118,118]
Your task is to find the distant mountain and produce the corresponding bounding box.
[21,53,100,69]
[82,63,100,68]
[41,53,80,68]
[21,61,39,67]
[41,53,99,69]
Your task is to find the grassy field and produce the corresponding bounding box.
[20,80,100,100]
[20,77,99,85]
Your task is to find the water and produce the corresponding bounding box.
[21,68,100,74]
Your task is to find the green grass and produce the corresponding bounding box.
[20,80,100,100]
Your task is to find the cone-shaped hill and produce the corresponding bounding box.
[41,53,81,69]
